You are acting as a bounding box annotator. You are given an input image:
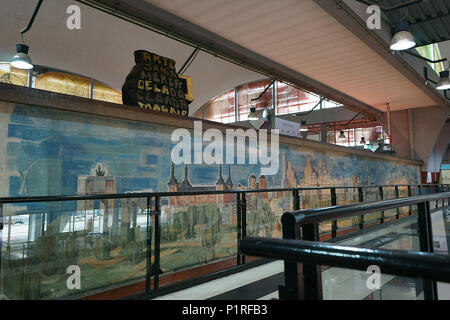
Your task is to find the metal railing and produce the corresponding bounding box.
[239,190,450,300]
[0,183,448,299]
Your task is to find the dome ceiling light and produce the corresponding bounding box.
[436,71,450,91]
[10,0,43,70]
[390,22,416,51]
[248,107,259,121]
[423,67,450,99]
[299,120,309,132]
[11,44,33,70]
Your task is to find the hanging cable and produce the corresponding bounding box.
[250,80,275,102]
[291,96,325,117]
[402,50,447,64]
[343,112,361,126]
[178,47,200,76]
[20,0,44,43]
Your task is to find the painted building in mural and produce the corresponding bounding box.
[166,163,236,225]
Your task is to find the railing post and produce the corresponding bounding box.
[417,201,438,300]
[145,196,152,293]
[0,202,3,297]
[358,187,364,230]
[301,222,323,300]
[408,185,412,216]
[330,188,337,238]
[280,212,301,300]
[395,186,400,219]
[241,193,247,265]
[436,185,440,208]
[379,186,384,224]
[448,185,450,205]
[443,198,450,255]
[293,189,300,211]
[236,192,242,266]
[152,196,162,290]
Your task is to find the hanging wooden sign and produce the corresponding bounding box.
[122,50,193,116]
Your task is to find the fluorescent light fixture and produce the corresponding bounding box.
[436,71,450,90]
[11,44,33,70]
[299,120,309,132]
[248,107,259,120]
[390,22,416,51]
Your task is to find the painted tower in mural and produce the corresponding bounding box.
[167,163,236,224]
[77,165,116,233]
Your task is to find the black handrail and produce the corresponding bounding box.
[0,184,446,204]
[275,191,450,300]
[239,237,450,283]
[0,183,448,299]
[282,191,450,229]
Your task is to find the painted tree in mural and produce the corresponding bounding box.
[200,207,223,262]
[160,208,199,243]
[247,202,276,237]
[39,235,61,276]
[160,222,177,242]
[184,206,198,240]
[172,214,182,240]
[125,226,145,264]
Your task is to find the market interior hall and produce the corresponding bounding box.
[0,0,449,302]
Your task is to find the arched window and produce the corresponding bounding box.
[0,62,122,104]
[194,79,342,123]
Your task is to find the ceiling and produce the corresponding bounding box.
[380,0,450,46]
[2,0,448,117]
[137,0,442,112]
[0,0,263,114]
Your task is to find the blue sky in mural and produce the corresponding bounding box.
[5,105,419,203]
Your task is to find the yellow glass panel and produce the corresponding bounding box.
[0,63,28,86]
[93,81,122,104]
[35,71,90,98]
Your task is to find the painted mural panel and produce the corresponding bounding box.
[0,102,420,299]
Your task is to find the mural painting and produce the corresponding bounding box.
[0,103,420,299]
